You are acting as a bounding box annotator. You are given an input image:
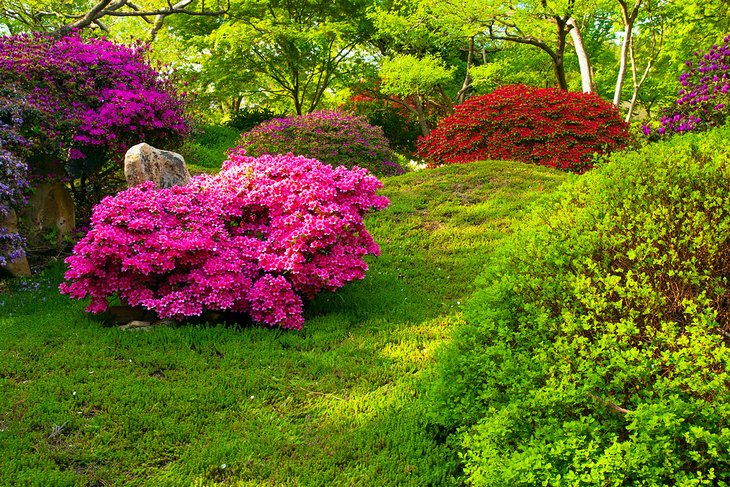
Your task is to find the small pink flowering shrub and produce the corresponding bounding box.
[237,110,404,176]
[60,152,389,330]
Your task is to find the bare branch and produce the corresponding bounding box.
[52,0,229,37]
[588,393,633,414]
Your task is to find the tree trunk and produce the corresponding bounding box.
[413,91,430,136]
[553,17,569,90]
[624,25,660,122]
[456,36,475,105]
[567,17,595,93]
[613,0,641,106]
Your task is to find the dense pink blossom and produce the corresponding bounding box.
[60,152,389,330]
[0,33,189,175]
[237,110,404,176]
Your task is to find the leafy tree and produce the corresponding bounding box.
[379,54,455,135]
[181,0,373,116]
[0,0,227,38]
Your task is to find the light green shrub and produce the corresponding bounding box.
[431,126,730,485]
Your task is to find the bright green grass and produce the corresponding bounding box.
[0,160,568,486]
[180,124,241,175]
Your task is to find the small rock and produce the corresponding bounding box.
[152,318,178,327]
[124,143,191,188]
[118,320,152,331]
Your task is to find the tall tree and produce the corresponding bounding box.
[379,54,455,135]
[612,0,641,106]
[188,0,372,115]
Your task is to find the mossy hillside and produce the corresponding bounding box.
[0,159,567,485]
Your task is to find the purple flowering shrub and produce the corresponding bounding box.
[0,95,29,266]
[644,36,730,136]
[0,150,28,267]
[236,110,404,176]
[0,33,189,203]
[60,151,389,330]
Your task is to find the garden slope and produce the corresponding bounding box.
[0,160,567,486]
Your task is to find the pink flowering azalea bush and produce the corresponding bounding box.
[237,110,404,176]
[0,33,189,212]
[60,152,389,330]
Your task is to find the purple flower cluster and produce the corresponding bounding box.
[237,110,404,176]
[0,100,29,266]
[60,151,389,330]
[644,36,730,136]
[0,150,28,266]
[0,33,190,174]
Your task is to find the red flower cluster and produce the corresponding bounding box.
[418,85,630,173]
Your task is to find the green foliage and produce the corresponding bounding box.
[431,126,730,484]
[176,0,373,116]
[0,160,568,485]
[344,92,422,155]
[380,54,455,98]
[178,124,240,174]
[224,107,285,132]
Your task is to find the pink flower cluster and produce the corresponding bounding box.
[60,152,389,330]
[0,33,189,172]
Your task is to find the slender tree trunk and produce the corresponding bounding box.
[567,17,595,93]
[613,0,641,106]
[413,90,430,136]
[553,17,569,90]
[624,20,662,122]
[456,36,475,105]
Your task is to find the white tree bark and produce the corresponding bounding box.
[567,17,594,93]
[613,0,641,106]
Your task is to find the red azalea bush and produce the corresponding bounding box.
[418,85,630,172]
[60,151,389,330]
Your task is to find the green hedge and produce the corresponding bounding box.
[431,126,730,485]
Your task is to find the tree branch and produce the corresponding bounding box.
[588,393,633,414]
[53,0,229,37]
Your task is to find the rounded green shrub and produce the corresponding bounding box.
[431,126,730,484]
[235,110,404,176]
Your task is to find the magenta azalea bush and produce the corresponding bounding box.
[644,36,730,136]
[236,110,404,176]
[60,151,389,330]
[0,33,189,190]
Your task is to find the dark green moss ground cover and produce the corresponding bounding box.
[0,160,567,486]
